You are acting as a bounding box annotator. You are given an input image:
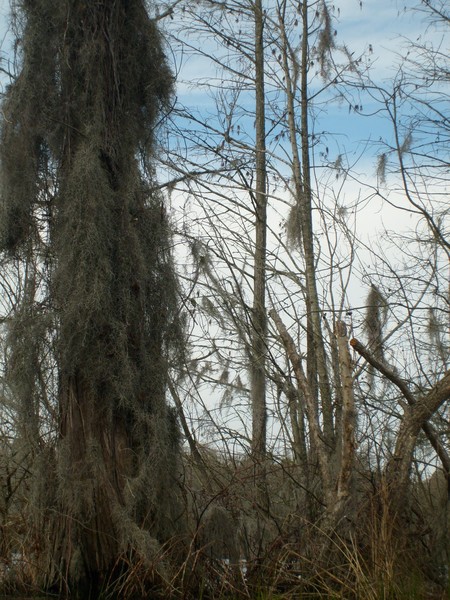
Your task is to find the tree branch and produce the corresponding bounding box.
[350,337,414,403]
[269,308,332,492]
[351,337,450,479]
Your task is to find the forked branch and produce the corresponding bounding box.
[350,337,450,481]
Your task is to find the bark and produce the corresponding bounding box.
[351,337,450,515]
[279,2,334,448]
[169,378,213,493]
[251,0,268,463]
[251,0,268,515]
[329,321,356,526]
[50,377,122,590]
[269,309,332,496]
[269,310,360,532]
[285,381,308,469]
[385,370,450,510]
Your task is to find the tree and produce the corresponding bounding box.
[352,0,450,515]
[252,0,269,471]
[0,0,448,595]
[0,1,183,595]
[169,0,362,509]
[166,0,449,580]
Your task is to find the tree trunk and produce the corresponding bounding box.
[0,1,181,594]
[326,321,356,528]
[250,0,269,533]
[269,309,332,497]
[351,338,450,509]
[251,0,268,466]
[279,1,334,449]
[49,377,120,591]
[384,370,450,513]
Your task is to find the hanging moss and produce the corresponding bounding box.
[363,283,387,388]
[376,152,387,185]
[315,0,336,80]
[286,200,303,249]
[0,0,184,594]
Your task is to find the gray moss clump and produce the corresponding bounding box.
[0,0,184,593]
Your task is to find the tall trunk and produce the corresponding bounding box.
[279,2,334,450]
[329,321,356,525]
[0,1,181,594]
[300,3,334,447]
[251,0,268,465]
[50,377,122,591]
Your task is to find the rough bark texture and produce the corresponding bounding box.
[330,321,356,525]
[251,0,268,466]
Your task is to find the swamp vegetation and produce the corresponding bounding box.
[0,0,449,598]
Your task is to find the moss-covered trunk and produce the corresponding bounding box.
[50,377,122,589]
[0,1,183,595]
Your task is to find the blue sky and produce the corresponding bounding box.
[0,0,441,142]
[161,0,448,309]
[0,0,446,204]
[169,0,442,169]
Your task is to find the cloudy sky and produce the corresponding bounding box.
[171,0,441,154]
[0,0,445,240]
[0,0,441,131]
[164,2,442,214]
[0,1,445,445]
